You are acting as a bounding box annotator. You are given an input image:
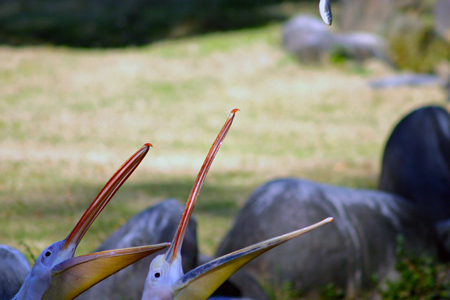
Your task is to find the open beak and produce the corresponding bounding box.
[165,109,239,264]
[172,217,333,300]
[60,143,151,257]
[46,243,170,300]
[42,143,154,299]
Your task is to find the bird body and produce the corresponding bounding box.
[0,245,30,300]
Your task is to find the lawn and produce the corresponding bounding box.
[0,22,446,266]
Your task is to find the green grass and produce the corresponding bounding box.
[0,22,447,291]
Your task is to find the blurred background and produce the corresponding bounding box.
[1,0,450,299]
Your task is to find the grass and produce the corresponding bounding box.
[0,22,447,271]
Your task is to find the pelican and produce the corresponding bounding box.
[13,144,170,300]
[140,109,333,300]
[0,245,30,300]
[319,0,332,25]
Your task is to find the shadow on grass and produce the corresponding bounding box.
[1,171,253,258]
[1,169,377,258]
[2,167,378,225]
[3,174,252,221]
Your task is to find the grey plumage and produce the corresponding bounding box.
[0,245,30,300]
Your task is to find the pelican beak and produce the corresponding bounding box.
[172,217,333,300]
[46,243,170,300]
[59,144,151,259]
[165,109,239,264]
[40,143,157,300]
[319,0,332,25]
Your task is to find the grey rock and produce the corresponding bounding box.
[282,15,334,63]
[76,199,198,300]
[217,178,437,298]
[282,15,389,64]
[0,245,30,300]
[369,73,445,88]
[333,32,391,64]
[379,106,450,224]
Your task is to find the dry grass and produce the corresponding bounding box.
[0,24,447,261]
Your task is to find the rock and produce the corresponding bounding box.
[435,0,450,42]
[369,73,444,88]
[379,105,450,225]
[282,15,333,63]
[333,32,391,64]
[217,178,437,298]
[0,245,30,300]
[282,15,390,64]
[76,199,198,300]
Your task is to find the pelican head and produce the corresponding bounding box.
[140,110,333,300]
[142,254,183,300]
[14,144,170,300]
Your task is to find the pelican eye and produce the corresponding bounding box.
[45,251,52,257]
[154,272,161,278]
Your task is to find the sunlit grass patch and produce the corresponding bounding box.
[0,22,448,264]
